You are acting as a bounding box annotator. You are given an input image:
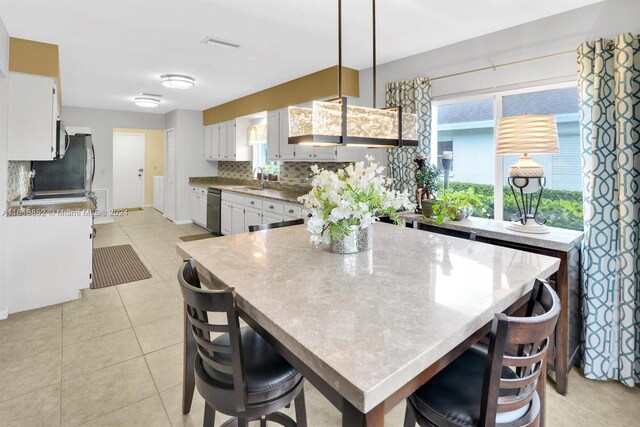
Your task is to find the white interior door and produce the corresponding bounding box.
[165,129,176,221]
[113,133,145,209]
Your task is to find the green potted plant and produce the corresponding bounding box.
[432,188,485,224]
[416,163,441,217]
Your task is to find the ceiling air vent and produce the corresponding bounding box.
[202,37,241,50]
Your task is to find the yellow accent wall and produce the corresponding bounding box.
[203,66,359,125]
[9,37,61,105]
[113,128,164,206]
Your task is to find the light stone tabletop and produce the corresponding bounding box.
[176,222,560,414]
[401,213,583,252]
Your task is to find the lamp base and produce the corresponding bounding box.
[505,219,550,234]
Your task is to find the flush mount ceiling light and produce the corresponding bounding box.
[288,0,418,148]
[160,74,195,89]
[202,36,241,50]
[133,93,161,108]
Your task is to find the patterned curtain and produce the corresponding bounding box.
[577,33,640,386]
[385,78,431,195]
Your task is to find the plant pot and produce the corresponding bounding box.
[330,225,373,254]
[269,174,278,181]
[453,209,467,221]
[422,199,437,218]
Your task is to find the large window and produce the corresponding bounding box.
[435,98,496,218]
[433,84,583,230]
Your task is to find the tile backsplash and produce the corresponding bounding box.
[7,161,31,202]
[218,161,349,185]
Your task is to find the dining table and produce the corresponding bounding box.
[176,222,560,426]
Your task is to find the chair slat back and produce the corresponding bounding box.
[480,279,560,427]
[177,259,248,411]
[248,218,304,232]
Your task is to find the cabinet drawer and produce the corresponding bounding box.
[244,196,263,211]
[191,185,207,196]
[262,200,284,216]
[283,203,302,218]
[222,191,244,204]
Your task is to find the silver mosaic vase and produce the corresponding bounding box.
[330,225,373,254]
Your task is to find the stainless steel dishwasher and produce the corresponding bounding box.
[206,188,221,235]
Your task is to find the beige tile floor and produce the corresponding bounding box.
[0,208,638,426]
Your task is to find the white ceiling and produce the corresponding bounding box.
[0,0,603,114]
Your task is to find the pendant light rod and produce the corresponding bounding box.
[372,0,377,108]
[338,0,342,98]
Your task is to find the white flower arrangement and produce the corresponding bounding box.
[297,156,415,244]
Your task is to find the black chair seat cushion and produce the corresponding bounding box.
[409,345,530,426]
[201,327,298,394]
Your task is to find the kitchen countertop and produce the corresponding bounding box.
[7,199,95,216]
[189,178,308,205]
[177,222,560,413]
[401,213,583,252]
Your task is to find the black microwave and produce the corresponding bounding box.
[55,120,69,159]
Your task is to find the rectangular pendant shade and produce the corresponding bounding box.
[288,99,418,147]
[496,114,559,154]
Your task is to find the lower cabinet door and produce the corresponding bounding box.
[190,193,199,223]
[263,212,284,225]
[231,203,245,234]
[198,195,207,228]
[245,210,262,231]
[221,203,232,235]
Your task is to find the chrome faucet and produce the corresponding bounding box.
[253,167,265,189]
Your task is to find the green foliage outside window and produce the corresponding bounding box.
[436,181,583,231]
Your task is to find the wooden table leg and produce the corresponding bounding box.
[554,257,569,396]
[182,304,196,414]
[342,399,385,427]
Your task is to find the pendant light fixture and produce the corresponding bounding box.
[287,0,418,148]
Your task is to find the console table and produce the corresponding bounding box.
[400,213,583,396]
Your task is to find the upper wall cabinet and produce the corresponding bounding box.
[8,72,59,161]
[204,118,251,162]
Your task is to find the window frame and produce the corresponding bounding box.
[431,80,579,222]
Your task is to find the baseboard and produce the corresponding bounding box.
[95,218,114,225]
[143,204,152,208]
[172,219,193,225]
[0,309,7,320]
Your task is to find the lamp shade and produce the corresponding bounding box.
[496,114,559,155]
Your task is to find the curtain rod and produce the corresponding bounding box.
[430,34,640,82]
[430,49,575,82]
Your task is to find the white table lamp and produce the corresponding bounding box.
[496,114,559,234]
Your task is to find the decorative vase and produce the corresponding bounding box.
[330,225,373,254]
[454,209,467,221]
[422,199,437,218]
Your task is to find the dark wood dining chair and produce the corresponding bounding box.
[404,279,560,427]
[248,218,304,232]
[178,259,307,427]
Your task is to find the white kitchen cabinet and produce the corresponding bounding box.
[7,213,93,313]
[204,125,213,160]
[231,203,245,234]
[190,186,208,228]
[8,72,59,161]
[284,203,303,221]
[221,192,245,235]
[267,109,296,161]
[221,202,232,235]
[245,209,262,231]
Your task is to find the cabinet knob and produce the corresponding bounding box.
[288,209,294,214]
[250,201,254,205]
[269,205,274,209]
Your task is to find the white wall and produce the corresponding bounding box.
[359,0,640,104]
[61,106,166,212]
[0,17,10,319]
[165,109,218,223]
